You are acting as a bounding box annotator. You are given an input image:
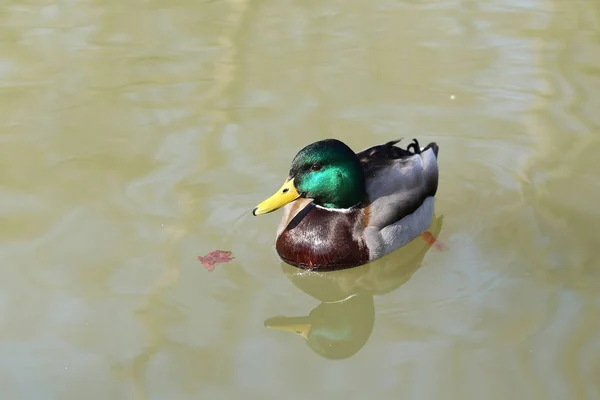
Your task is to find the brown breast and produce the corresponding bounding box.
[275,204,369,271]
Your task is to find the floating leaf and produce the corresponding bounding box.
[198,250,235,271]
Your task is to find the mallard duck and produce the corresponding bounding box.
[252,137,440,270]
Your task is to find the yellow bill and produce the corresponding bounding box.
[252,178,301,216]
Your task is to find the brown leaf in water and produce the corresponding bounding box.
[198,250,235,271]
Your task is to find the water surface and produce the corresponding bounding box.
[1,0,599,399]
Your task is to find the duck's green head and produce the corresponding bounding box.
[253,139,365,215]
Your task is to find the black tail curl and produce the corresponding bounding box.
[407,138,439,158]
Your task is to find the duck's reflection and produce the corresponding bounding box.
[265,293,374,359]
[264,214,444,359]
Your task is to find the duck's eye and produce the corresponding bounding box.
[310,164,322,171]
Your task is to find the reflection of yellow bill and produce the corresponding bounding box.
[264,317,311,339]
[252,178,301,216]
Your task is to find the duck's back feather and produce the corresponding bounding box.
[357,138,439,229]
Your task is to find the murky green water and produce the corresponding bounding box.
[1,0,599,398]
